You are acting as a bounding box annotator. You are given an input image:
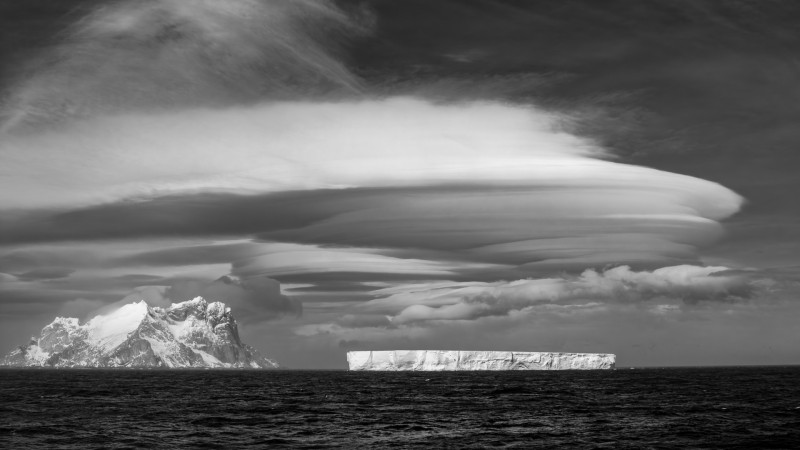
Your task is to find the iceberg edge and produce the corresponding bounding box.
[347,350,615,371]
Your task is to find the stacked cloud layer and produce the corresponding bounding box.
[0,0,773,368]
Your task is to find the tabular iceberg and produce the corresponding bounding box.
[347,350,615,371]
[1,297,279,369]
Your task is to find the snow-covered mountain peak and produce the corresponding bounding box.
[2,297,278,369]
[162,297,225,321]
[49,317,80,328]
[206,300,231,322]
[86,300,148,352]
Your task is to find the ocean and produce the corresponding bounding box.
[1,367,798,448]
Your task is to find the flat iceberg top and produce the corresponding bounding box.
[347,350,615,371]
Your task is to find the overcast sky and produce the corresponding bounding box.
[1,0,799,368]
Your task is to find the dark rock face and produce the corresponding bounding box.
[37,318,83,354]
[1,297,279,369]
[106,337,164,368]
[1,341,34,366]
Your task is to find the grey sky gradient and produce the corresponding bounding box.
[1,0,799,368]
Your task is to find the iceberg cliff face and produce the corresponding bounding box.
[2,297,279,369]
[347,350,615,371]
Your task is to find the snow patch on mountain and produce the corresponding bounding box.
[2,297,279,369]
[86,301,147,352]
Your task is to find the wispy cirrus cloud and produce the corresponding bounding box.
[1,0,368,132]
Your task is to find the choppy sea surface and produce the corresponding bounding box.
[1,367,799,449]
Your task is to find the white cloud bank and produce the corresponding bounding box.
[359,264,752,324]
[1,99,741,215]
[289,265,798,367]
[0,96,745,282]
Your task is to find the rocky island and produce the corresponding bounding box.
[1,297,279,369]
[347,350,615,371]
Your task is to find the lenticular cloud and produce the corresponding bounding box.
[0,98,742,212]
[0,97,743,270]
[0,0,746,302]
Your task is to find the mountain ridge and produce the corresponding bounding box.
[2,297,278,369]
